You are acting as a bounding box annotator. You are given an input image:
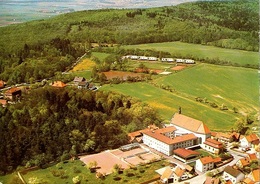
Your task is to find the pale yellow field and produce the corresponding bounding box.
[70,58,96,71]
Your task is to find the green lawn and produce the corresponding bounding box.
[1,160,168,184]
[155,64,259,116]
[101,82,239,131]
[92,52,111,61]
[123,42,258,66]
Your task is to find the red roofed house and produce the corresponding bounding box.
[171,113,211,144]
[5,87,22,101]
[240,134,259,149]
[0,99,7,107]
[247,153,258,162]
[143,127,198,156]
[173,148,200,163]
[203,138,224,154]
[52,81,66,88]
[248,169,260,183]
[159,166,189,183]
[196,156,215,172]
[236,157,250,168]
[0,80,6,89]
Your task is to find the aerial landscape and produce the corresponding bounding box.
[0,0,259,184]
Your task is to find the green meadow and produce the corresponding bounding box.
[155,64,259,115]
[101,63,258,131]
[123,42,258,66]
[101,82,239,131]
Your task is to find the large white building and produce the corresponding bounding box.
[143,126,198,156]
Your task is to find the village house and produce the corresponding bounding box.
[236,157,250,168]
[202,138,224,154]
[159,166,189,184]
[223,166,245,184]
[4,87,22,101]
[170,113,211,143]
[211,132,239,144]
[204,177,221,184]
[247,153,258,162]
[247,169,260,184]
[0,80,6,89]
[240,134,259,149]
[173,148,200,163]
[195,156,215,172]
[73,76,86,85]
[0,99,7,107]
[52,81,66,88]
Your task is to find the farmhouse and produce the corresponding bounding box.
[240,134,259,149]
[195,156,215,172]
[170,113,211,143]
[223,166,245,184]
[4,87,22,101]
[202,138,224,154]
[73,76,86,84]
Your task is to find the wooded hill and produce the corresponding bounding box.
[0,0,258,84]
[0,87,161,174]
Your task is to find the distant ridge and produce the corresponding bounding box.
[0,0,202,26]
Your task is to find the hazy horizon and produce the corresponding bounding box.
[0,0,202,26]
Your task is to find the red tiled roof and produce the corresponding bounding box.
[247,153,258,161]
[144,130,197,145]
[204,138,223,149]
[171,113,210,134]
[243,177,254,184]
[174,166,185,177]
[213,157,222,163]
[155,126,177,134]
[52,81,66,88]
[211,132,217,137]
[5,87,21,95]
[246,134,259,144]
[161,167,174,180]
[0,80,5,88]
[200,156,214,165]
[216,132,232,139]
[252,169,260,182]
[173,148,200,159]
[0,99,7,106]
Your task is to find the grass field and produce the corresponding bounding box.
[101,82,239,131]
[70,58,96,72]
[155,64,259,116]
[1,160,167,184]
[123,42,258,66]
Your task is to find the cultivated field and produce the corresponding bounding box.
[123,42,258,66]
[101,82,239,131]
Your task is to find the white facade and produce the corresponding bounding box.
[148,57,158,61]
[143,134,172,156]
[223,166,245,184]
[161,58,174,62]
[195,159,214,172]
[185,59,195,64]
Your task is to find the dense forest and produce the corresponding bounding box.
[0,87,161,174]
[0,0,258,84]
